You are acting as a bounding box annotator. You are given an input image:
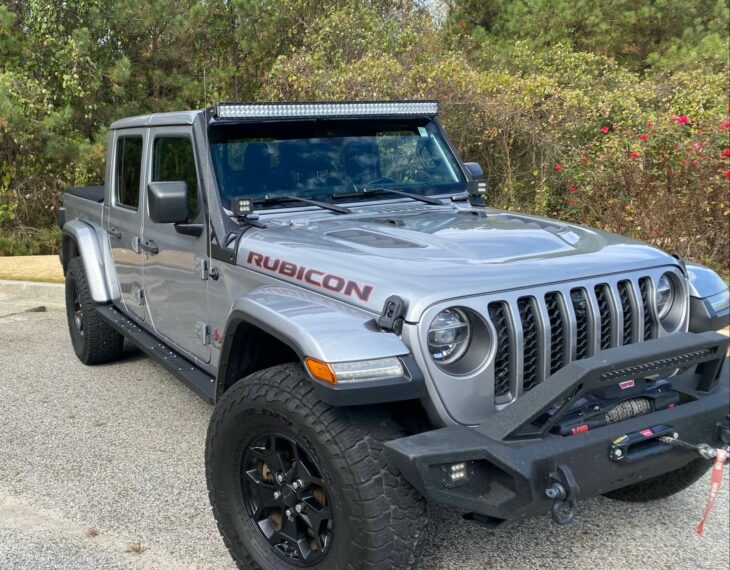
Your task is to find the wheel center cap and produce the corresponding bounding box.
[281,485,297,506]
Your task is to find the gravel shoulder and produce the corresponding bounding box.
[0,306,728,569]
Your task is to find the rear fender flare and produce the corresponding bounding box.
[62,220,110,303]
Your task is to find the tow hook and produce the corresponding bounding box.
[545,464,580,525]
[658,430,730,463]
[658,433,718,460]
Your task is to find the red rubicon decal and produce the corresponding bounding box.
[619,379,635,390]
[246,251,374,302]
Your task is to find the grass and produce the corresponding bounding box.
[0,255,64,283]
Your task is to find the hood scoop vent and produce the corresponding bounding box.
[326,229,422,249]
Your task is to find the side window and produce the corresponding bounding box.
[152,137,199,220]
[115,136,143,209]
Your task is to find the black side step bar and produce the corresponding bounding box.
[96,305,215,403]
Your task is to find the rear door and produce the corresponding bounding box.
[109,130,146,321]
[142,127,210,363]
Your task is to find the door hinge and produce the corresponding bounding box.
[132,284,145,306]
[194,321,210,345]
[193,257,209,280]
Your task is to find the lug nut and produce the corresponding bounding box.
[614,449,623,458]
[276,473,285,484]
[285,508,293,519]
[273,491,281,500]
[295,503,305,514]
[292,479,302,490]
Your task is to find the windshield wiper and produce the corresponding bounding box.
[333,187,443,206]
[256,194,352,214]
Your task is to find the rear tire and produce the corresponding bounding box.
[65,257,124,365]
[603,458,710,502]
[206,363,427,569]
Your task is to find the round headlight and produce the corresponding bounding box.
[655,273,675,319]
[428,308,471,364]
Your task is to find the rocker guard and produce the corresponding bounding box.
[384,332,730,526]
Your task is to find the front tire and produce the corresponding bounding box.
[206,363,427,569]
[65,257,124,365]
[603,458,710,502]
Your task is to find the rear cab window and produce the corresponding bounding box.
[114,136,144,209]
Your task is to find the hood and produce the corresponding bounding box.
[236,203,679,321]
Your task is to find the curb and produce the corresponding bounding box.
[0,279,64,301]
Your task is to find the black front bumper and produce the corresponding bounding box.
[385,332,730,526]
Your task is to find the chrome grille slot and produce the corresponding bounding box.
[517,297,540,392]
[595,284,613,350]
[545,292,566,374]
[469,272,675,407]
[488,302,513,400]
[639,277,655,340]
[617,280,636,345]
[571,288,592,360]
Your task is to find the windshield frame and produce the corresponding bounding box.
[207,116,468,212]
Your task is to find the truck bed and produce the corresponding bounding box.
[60,186,106,230]
[65,186,104,203]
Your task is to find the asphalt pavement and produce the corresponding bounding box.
[0,298,728,569]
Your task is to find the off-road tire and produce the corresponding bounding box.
[65,257,124,365]
[206,363,428,570]
[603,458,710,502]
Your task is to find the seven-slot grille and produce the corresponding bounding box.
[489,275,661,402]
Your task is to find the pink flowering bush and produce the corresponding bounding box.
[559,114,730,272]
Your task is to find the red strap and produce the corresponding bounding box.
[696,448,728,537]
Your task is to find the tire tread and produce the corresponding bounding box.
[206,363,427,570]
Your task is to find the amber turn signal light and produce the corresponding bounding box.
[304,357,337,384]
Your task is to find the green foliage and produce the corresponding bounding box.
[445,0,730,73]
[0,225,60,256]
[0,0,728,273]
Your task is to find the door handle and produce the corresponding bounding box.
[109,227,122,239]
[139,239,159,255]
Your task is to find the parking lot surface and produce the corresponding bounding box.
[1,303,728,569]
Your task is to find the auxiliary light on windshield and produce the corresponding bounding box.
[214,101,439,120]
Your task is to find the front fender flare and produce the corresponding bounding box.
[62,220,110,303]
[216,286,423,404]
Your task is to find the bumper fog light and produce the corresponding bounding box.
[449,462,468,482]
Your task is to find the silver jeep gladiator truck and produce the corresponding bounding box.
[59,101,730,569]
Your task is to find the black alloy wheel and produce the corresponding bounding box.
[242,430,333,566]
[72,284,85,336]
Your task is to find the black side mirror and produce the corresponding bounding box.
[148,181,188,224]
[464,162,488,206]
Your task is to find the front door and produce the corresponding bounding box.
[109,130,146,321]
[142,127,210,363]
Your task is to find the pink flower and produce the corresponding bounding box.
[555,164,563,171]
[725,170,730,179]
[569,199,577,206]
[722,149,730,158]
[600,126,610,134]
[569,186,577,193]
[639,134,649,141]
[646,120,655,127]
[721,120,730,129]
[693,142,702,151]
[630,151,640,159]
[672,114,690,125]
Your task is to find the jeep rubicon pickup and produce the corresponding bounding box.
[59,101,730,569]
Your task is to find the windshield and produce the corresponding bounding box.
[208,119,465,209]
